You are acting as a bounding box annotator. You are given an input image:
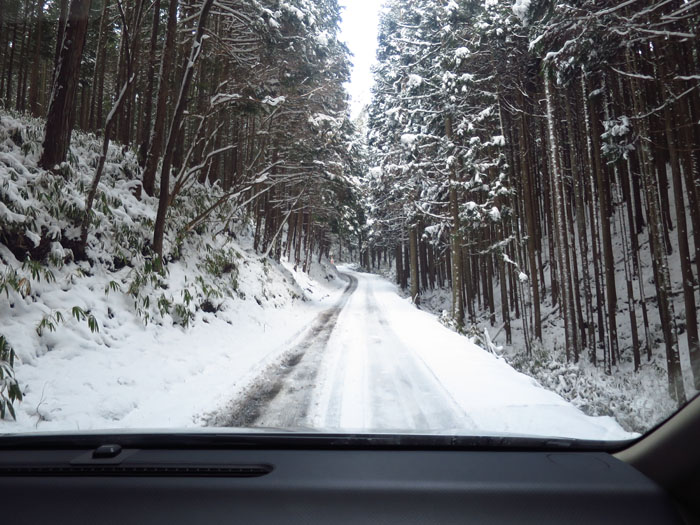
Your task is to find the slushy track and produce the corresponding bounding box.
[216,269,473,432]
[212,273,358,429]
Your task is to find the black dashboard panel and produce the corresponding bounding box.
[0,448,683,524]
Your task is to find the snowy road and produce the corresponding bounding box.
[216,268,635,440]
[314,272,473,432]
[217,269,470,432]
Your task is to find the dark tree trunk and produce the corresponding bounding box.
[39,0,93,170]
[141,0,178,197]
[53,0,69,70]
[88,0,110,130]
[409,225,420,305]
[518,93,542,340]
[137,0,159,165]
[445,115,464,328]
[14,6,30,113]
[587,79,618,368]
[661,71,700,389]
[4,14,18,106]
[28,0,46,116]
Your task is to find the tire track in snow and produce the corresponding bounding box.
[208,273,357,429]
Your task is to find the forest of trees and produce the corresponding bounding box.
[0,0,362,272]
[365,0,699,404]
[2,0,699,415]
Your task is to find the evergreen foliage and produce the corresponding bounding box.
[365,0,700,409]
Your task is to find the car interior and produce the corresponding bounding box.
[0,394,698,524]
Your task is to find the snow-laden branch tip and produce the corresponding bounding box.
[512,0,531,24]
[211,93,242,106]
[400,134,418,147]
[262,96,286,107]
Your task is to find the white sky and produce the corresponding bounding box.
[338,0,383,119]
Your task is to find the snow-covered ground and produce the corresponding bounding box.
[2,255,634,440]
[0,250,346,433]
[371,234,689,435]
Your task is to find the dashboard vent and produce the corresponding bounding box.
[0,464,273,477]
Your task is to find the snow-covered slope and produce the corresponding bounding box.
[1,241,347,432]
[0,111,350,432]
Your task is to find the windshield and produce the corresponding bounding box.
[0,0,698,445]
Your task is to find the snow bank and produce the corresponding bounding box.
[1,241,346,433]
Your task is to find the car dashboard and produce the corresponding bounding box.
[0,439,685,524]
